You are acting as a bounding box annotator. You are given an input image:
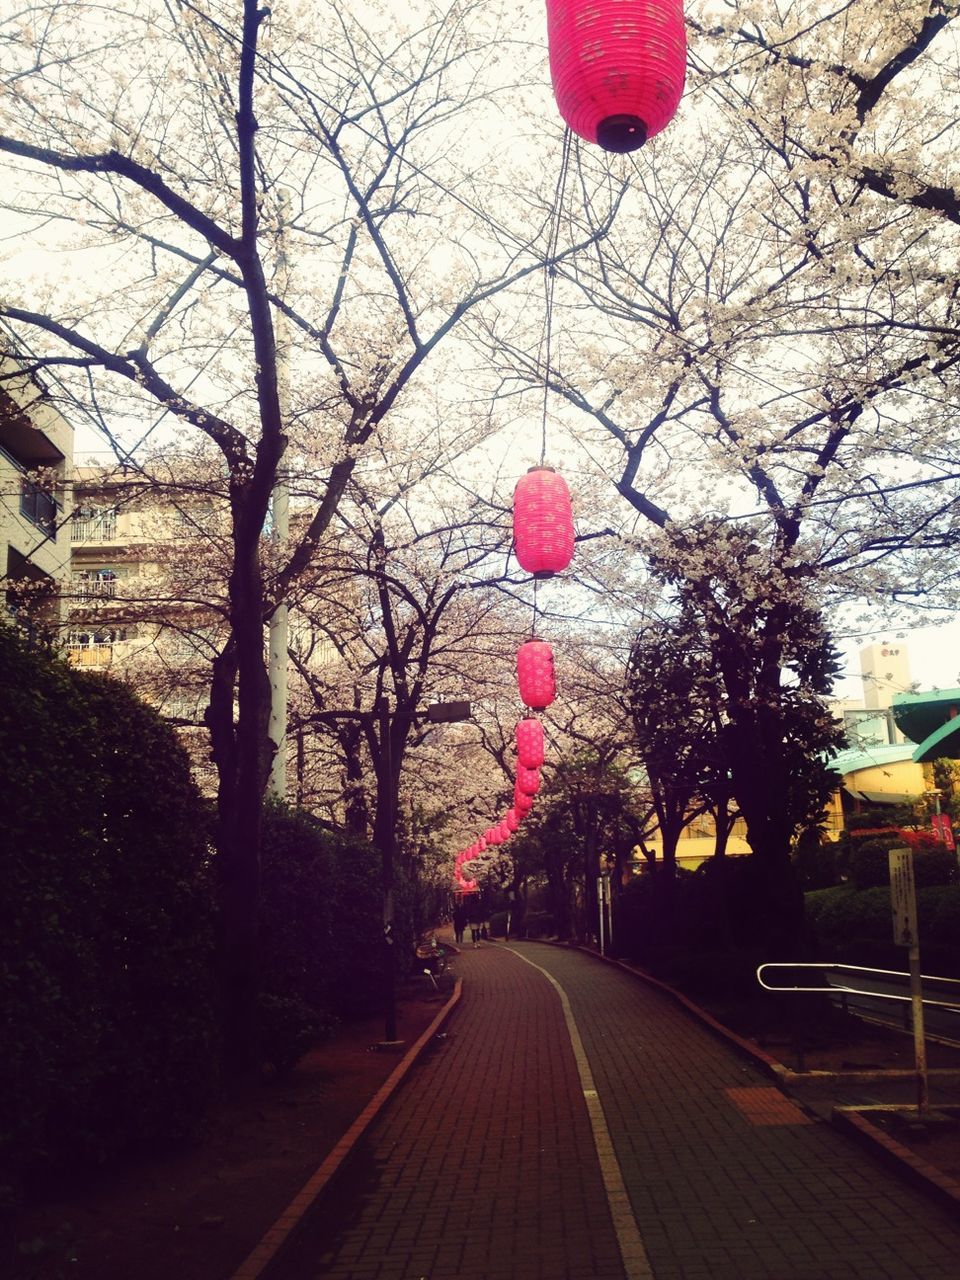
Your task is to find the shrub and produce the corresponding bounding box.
[913,847,957,887]
[849,840,896,889]
[805,884,960,975]
[0,626,217,1189]
[805,886,892,948]
[655,947,762,1003]
[793,833,841,891]
[928,886,960,946]
[522,910,556,938]
[489,910,509,939]
[846,840,955,892]
[257,993,332,1078]
[259,804,382,1024]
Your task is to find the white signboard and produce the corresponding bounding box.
[888,847,917,948]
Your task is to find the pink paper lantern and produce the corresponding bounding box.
[514,786,534,815]
[505,808,520,832]
[486,826,504,846]
[516,717,545,770]
[517,639,556,711]
[546,0,687,152]
[516,764,541,796]
[513,466,575,578]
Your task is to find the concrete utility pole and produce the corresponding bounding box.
[268,191,291,799]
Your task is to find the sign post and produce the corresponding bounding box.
[889,847,928,1115]
[597,871,612,958]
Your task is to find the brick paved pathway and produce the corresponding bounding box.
[272,942,960,1280]
[516,943,960,1280]
[272,941,626,1279]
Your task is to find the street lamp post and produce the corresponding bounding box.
[377,694,399,1044]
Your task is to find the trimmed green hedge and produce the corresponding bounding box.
[0,625,218,1190]
[805,883,960,975]
[521,910,556,939]
[259,803,383,1027]
[848,840,956,890]
[0,623,394,1203]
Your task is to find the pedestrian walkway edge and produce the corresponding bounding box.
[230,979,464,1280]
[609,953,791,1076]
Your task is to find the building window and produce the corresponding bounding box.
[20,478,58,536]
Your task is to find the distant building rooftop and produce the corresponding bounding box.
[892,688,960,763]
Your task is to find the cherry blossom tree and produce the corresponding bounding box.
[477,1,960,928]
[287,464,521,879]
[0,0,623,1069]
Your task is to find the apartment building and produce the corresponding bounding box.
[65,465,229,789]
[0,358,73,636]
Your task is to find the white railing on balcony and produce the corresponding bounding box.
[65,639,113,667]
[71,511,118,543]
[71,574,118,600]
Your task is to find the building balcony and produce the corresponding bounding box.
[70,573,118,601]
[65,626,127,669]
[71,511,118,543]
[66,641,113,668]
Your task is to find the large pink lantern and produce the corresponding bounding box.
[513,466,575,578]
[516,717,545,770]
[517,639,556,711]
[546,0,687,153]
[516,764,541,796]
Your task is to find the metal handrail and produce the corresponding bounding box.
[756,961,960,1011]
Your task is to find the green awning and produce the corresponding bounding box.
[892,688,960,762]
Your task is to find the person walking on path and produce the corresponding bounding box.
[452,901,466,945]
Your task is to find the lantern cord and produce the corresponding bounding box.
[540,128,573,468]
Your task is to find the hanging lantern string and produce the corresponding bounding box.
[528,128,573,646]
[539,127,573,468]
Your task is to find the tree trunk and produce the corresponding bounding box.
[206,513,273,1077]
[340,721,369,837]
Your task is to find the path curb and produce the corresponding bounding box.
[832,1106,960,1218]
[231,978,463,1280]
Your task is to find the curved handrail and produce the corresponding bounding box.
[756,961,960,1010]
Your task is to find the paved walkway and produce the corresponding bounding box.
[270,942,960,1280]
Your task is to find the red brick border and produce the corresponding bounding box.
[832,1107,960,1217]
